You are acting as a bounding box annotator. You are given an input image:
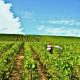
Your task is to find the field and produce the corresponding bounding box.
[0,34,80,80]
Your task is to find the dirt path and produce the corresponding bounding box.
[9,43,24,80]
[37,62,48,80]
[30,47,48,80]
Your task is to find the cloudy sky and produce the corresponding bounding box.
[0,0,80,37]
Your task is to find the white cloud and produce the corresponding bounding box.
[48,19,80,26]
[37,25,80,37]
[37,18,80,37]
[0,0,24,34]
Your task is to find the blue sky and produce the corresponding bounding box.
[1,0,80,36]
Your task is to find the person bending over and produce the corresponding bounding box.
[46,43,53,54]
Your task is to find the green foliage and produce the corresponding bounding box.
[0,42,21,79]
[23,43,38,80]
[0,35,80,80]
[30,41,80,80]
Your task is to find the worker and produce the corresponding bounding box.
[47,43,63,54]
[46,43,53,54]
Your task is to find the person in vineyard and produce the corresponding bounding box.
[46,43,53,54]
[47,43,63,54]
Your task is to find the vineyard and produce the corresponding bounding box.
[0,34,80,80]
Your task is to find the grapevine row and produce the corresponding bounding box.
[23,43,38,80]
[0,42,22,79]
